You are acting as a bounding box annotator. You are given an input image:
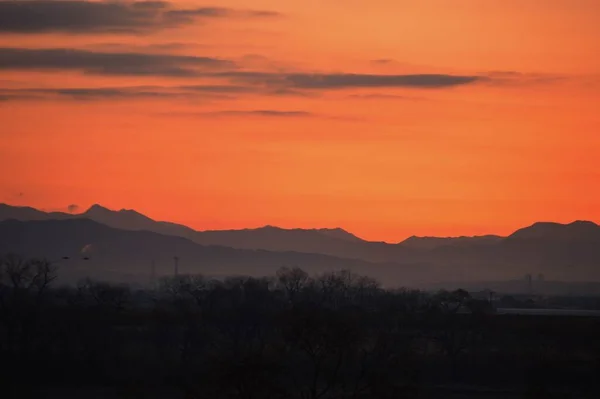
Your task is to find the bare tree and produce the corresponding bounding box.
[0,254,56,296]
[76,278,131,310]
[429,289,477,378]
[276,267,309,302]
[0,254,58,375]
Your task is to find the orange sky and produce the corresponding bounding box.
[1,0,599,241]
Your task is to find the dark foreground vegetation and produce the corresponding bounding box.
[1,254,600,398]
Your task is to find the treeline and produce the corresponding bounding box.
[1,254,599,398]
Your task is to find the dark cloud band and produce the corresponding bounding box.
[0,85,275,101]
[0,47,234,76]
[0,47,482,88]
[204,110,314,117]
[0,1,281,34]
[221,72,481,89]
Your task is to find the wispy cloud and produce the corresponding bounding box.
[158,109,368,122]
[220,72,482,90]
[348,93,426,101]
[166,110,316,118]
[483,71,564,86]
[0,85,254,101]
[0,84,298,102]
[165,7,281,24]
[0,1,281,34]
[0,48,560,104]
[180,85,256,94]
[87,42,196,52]
[0,47,233,77]
[371,59,396,65]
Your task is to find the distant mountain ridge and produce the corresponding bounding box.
[0,218,424,286]
[508,220,600,241]
[0,203,505,263]
[82,204,197,239]
[0,203,72,221]
[0,203,361,245]
[1,203,504,246]
[401,235,503,250]
[2,203,600,282]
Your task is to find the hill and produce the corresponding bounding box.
[401,235,503,250]
[0,219,428,286]
[2,204,600,283]
[0,203,427,262]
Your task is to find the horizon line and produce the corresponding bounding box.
[1,201,599,244]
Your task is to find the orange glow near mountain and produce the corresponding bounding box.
[1,0,599,241]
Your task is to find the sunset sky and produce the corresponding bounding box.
[1,0,599,241]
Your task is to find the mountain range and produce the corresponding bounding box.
[1,203,600,287]
[0,203,499,259]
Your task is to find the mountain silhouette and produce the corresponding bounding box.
[508,220,600,241]
[191,225,402,259]
[2,203,600,282]
[0,203,199,239]
[82,204,197,238]
[0,203,413,261]
[0,218,426,286]
[0,203,71,221]
[0,203,508,262]
[401,235,503,250]
[495,220,600,280]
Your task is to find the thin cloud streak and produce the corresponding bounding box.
[158,110,367,122]
[483,71,565,86]
[87,42,196,52]
[348,93,427,101]
[371,59,396,64]
[219,72,482,89]
[164,110,316,118]
[0,85,247,101]
[0,47,234,77]
[0,84,297,101]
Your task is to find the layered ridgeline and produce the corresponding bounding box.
[1,203,600,286]
[0,218,427,287]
